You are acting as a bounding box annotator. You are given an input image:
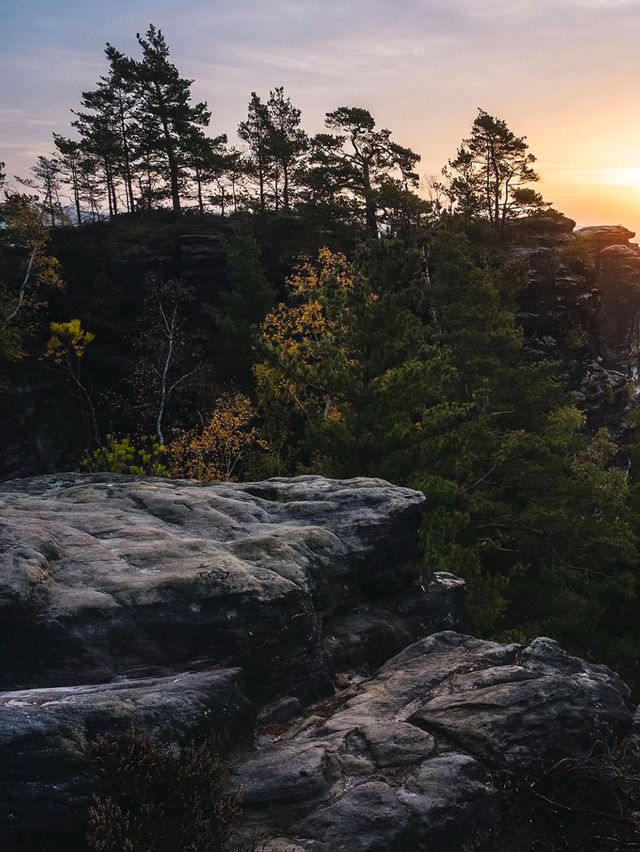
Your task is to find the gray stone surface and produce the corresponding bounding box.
[0,473,464,850]
[230,631,636,851]
[1,475,636,851]
[0,668,253,851]
[0,474,452,699]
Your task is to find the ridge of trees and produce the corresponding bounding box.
[11,27,555,240]
[8,24,465,237]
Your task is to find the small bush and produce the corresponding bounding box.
[86,728,257,852]
[490,738,640,850]
[81,434,169,476]
[167,393,266,482]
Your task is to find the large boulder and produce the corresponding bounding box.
[232,632,637,851]
[2,631,635,852]
[574,224,636,253]
[506,213,576,247]
[0,474,460,700]
[0,476,637,850]
[0,473,466,850]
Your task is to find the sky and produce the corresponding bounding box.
[3,0,640,232]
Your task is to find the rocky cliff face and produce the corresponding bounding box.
[509,218,640,432]
[0,475,638,851]
[0,474,462,850]
[0,474,456,697]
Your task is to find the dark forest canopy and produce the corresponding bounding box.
[2,25,640,699]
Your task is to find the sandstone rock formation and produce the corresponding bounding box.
[510,221,640,431]
[597,242,640,363]
[575,224,636,254]
[0,475,637,851]
[0,669,254,851]
[0,474,464,849]
[234,632,636,851]
[507,212,576,246]
[0,474,461,697]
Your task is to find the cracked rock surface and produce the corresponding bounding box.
[233,632,636,851]
[0,475,636,851]
[0,474,465,850]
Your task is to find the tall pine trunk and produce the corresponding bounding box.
[362,161,377,238]
[154,83,181,213]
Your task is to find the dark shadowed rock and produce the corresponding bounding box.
[179,232,226,283]
[596,243,640,363]
[507,213,576,246]
[0,668,253,851]
[506,222,640,432]
[258,696,302,725]
[230,632,636,851]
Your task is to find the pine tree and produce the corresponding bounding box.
[103,45,139,213]
[45,318,100,446]
[443,109,550,229]
[16,156,66,226]
[72,45,139,216]
[134,25,211,213]
[53,135,84,224]
[215,222,275,386]
[265,87,308,210]
[183,127,228,213]
[255,246,426,475]
[238,93,273,213]
[311,107,420,238]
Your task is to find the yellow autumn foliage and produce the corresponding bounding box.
[167,392,265,482]
[257,248,359,428]
[260,299,329,357]
[45,318,95,363]
[287,247,354,296]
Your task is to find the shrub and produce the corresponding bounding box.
[86,728,257,852]
[167,393,265,482]
[81,434,169,476]
[490,738,640,850]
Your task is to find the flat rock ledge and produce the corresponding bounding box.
[0,473,460,699]
[0,669,254,850]
[0,474,465,849]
